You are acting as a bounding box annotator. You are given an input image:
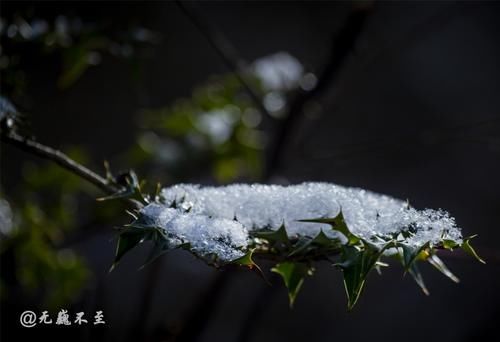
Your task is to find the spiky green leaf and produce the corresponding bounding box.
[272,262,314,307]
[299,211,360,245]
[442,239,459,250]
[427,254,460,283]
[461,235,485,264]
[139,230,171,270]
[288,230,341,257]
[338,241,392,310]
[400,242,430,272]
[231,249,265,279]
[111,228,146,271]
[407,261,429,295]
[253,224,291,249]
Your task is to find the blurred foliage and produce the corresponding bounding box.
[0,11,159,309]
[127,52,308,184]
[1,7,311,312]
[0,148,92,309]
[0,147,130,308]
[0,13,159,101]
[132,74,267,184]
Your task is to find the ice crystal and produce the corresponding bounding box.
[138,183,462,261]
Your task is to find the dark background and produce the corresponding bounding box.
[1,1,499,342]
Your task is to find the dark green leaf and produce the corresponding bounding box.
[400,242,430,272]
[338,241,392,310]
[299,211,360,245]
[231,249,265,279]
[111,228,145,271]
[139,231,171,270]
[253,224,291,249]
[461,235,485,264]
[271,262,314,307]
[288,230,340,257]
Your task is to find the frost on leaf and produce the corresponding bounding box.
[114,182,482,309]
[150,183,462,253]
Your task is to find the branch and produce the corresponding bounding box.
[175,0,273,119]
[265,6,371,179]
[1,131,122,196]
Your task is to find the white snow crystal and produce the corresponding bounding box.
[140,204,248,261]
[138,183,462,261]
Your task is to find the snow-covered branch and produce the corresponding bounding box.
[116,182,483,308]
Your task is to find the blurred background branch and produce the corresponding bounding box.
[175,0,272,120]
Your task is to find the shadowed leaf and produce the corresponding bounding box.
[288,230,341,257]
[139,230,171,270]
[253,224,291,249]
[111,228,146,271]
[299,211,360,245]
[338,241,393,310]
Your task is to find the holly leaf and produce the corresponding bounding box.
[111,228,147,271]
[427,253,460,283]
[400,242,430,272]
[299,211,360,245]
[288,230,340,257]
[97,170,147,204]
[461,235,485,264]
[396,243,430,295]
[139,230,171,270]
[253,224,291,249]
[337,241,392,310]
[231,249,267,281]
[442,239,459,250]
[271,262,314,307]
[408,262,429,295]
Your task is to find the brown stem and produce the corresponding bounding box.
[1,131,122,196]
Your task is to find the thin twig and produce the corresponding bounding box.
[1,131,122,196]
[175,0,272,119]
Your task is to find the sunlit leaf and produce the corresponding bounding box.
[407,261,429,295]
[231,248,266,280]
[427,254,460,283]
[461,235,485,264]
[400,242,430,272]
[271,261,314,307]
[442,239,459,250]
